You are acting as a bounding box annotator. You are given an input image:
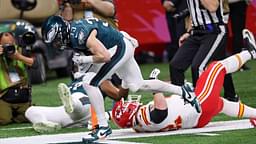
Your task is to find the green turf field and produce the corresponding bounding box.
[0,62,256,143]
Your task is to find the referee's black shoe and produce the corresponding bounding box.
[243,29,256,59]
[224,94,240,102]
[240,64,250,71]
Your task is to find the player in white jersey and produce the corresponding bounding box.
[25,70,120,133]
[25,84,90,133]
[112,29,256,132]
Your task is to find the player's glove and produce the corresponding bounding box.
[149,68,161,79]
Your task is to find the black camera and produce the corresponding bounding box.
[2,44,16,56]
[18,31,36,47]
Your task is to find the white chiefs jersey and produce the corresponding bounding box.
[132,95,201,132]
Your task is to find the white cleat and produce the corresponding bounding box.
[33,121,61,133]
[149,68,161,79]
[58,83,74,114]
[243,29,256,59]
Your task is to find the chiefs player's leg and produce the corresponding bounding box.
[220,98,256,119]
[195,61,226,128]
[195,33,256,127]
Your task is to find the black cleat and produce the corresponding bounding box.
[181,83,201,113]
[83,125,112,142]
[224,95,240,102]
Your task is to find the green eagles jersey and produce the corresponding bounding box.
[68,77,87,94]
[70,18,123,53]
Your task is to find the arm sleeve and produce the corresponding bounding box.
[149,108,168,124]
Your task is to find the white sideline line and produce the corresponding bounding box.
[85,140,150,144]
[0,119,254,144]
[0,126,32,131]
[194,132,220,136]
[107,119,254,140]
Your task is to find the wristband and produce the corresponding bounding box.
[81,56,93,63]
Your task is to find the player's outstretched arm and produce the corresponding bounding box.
[73,29,112,64]
[86,29,111,63]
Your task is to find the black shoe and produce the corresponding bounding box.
[240,64,250,71]
[224,95,240,102]
[181,83,201,113]
[85,125,112,141]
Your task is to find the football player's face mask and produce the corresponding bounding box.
[112,97,141,128]
[51,29,64,50]
[42,16,70,50]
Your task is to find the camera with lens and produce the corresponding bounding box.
[2,44,16,57]
[18,31,36,48]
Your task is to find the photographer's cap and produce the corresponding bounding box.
[0,23,16,35]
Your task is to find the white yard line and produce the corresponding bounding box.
[87,140,150,144]
[0,119,254,144]
[0,126,32,131]
[194,132,220,136]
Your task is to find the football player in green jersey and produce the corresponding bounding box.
[42,16,200,141]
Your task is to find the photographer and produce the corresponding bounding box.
[0,32,36,125]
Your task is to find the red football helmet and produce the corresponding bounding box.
[112,98,141,128]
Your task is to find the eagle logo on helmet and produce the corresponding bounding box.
[42,16,70,50]
[45,23,58,43]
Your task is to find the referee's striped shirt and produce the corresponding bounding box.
[187,0,225,27]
